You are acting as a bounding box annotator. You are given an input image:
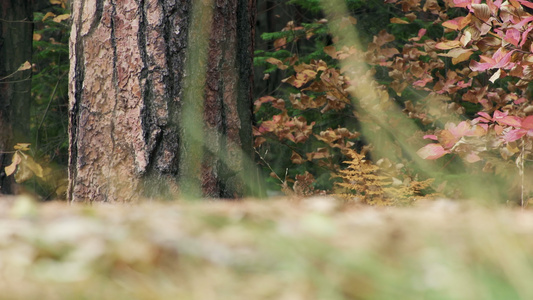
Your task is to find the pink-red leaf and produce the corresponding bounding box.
[493,110,522,127]
[503,128,527,142]
[409,28,427,41]
[517,0,533,9]
[505,29,520,47]
[521,115,533,130]
[464,152,481,163]
[417,143,450,160]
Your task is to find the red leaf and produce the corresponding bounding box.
[464,152,481,163]
[520,26,533,47]
[487,0,502,15]
[505,28,520,47]
[513,16,533,28]
[476,112,492,122]
[469,60,493,72]
[503,128,527,142]
[447,121,471,138]
[453,0,474,8]
[439,129,458,149]
[492,49,516,69]
[517,0,533,9]
[417,143,450,160]
[515,97,527,104]
[409,28,427,41]
[493,110,522,127]
[521,115,533,130]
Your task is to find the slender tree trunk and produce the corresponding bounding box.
[69,0,258,202]
[0,0,33,194]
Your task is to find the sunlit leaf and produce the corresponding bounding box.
[504,28,520,47]
[439,48,473,64]
[42,11,56,21]
[14,161,33,183]
[16,62,31,72]
[265,58,288,70]
[441,15,472,30]
[471,4,491,22]
[453,0,474,8]
[489,68,501,83]
[439,130,458,149]
[14,143,31,151]
[5,152,22,176]
[24,156,44,178]
[464,152,481,163]
[53,14,70,23]
[409,28,426,41]
[390,17,409,24]
[417,143,450,160]
[517,0,533,9]
[521,115,533,130]
[493,110,521,127]
[503,128,526,142]
[435,40,462,50]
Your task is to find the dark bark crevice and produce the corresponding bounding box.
[86,0,105,36]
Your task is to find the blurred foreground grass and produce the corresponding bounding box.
[2,196,533,299]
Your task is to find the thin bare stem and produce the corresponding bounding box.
[36,73,66,148]
[521,142,525,207]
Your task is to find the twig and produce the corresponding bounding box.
[254,148,285,184]
[520,142,525,207]
[0,18,33,23]
[35,73,65,148]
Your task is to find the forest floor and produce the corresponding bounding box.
[1,195,533,300]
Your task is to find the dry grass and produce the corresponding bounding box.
[1,196,533,299]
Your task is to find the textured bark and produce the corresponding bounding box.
[200,0,256,197]
[0,0,33,194]
[69,0,257,202]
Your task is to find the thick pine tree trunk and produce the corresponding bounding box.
[0,0,33,194]
[69,0,257,202]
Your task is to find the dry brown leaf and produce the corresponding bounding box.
[265,57,288,70]
[52,14,70,23]
[390,17,409,24]
[42,11,56,21]
[16,62,31,72]
[5,152,22,176]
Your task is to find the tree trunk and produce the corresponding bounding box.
[0,0,33,194]
[68,0,258,202]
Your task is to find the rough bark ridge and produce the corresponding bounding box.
[0,0,33,194]
[199,0,256,197]
[69,0,256,202]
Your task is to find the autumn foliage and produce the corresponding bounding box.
[254,0,533,204]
